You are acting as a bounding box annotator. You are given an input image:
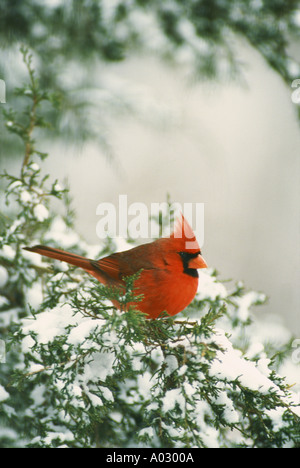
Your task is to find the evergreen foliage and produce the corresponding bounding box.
[1,0,299,158]
[0,50,299,448]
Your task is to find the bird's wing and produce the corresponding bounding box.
[92,255,124,282]
[93,244,159,283]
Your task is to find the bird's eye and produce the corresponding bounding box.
[178,251,200,260]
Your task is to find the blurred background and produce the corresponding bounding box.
[0,0,299,333]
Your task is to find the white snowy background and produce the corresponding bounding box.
[41,43,300,336]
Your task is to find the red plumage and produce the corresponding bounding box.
[24,215,207,319]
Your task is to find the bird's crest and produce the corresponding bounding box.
[171,213,200,252]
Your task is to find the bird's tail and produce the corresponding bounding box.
[24,245,93,271]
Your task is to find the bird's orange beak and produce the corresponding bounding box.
[189,253,208,269]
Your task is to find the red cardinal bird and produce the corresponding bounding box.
[24,215,207,319]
